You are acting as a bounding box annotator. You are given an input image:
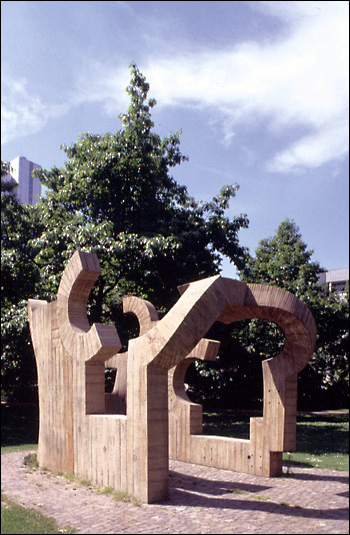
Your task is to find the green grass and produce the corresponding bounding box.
[2,403,348,471]
[0,403,348,533]
[1,402,39,450]
[23,452,39,469]
[283,411,349,471]
[96,486,132,502]
[1,444,38,454]
[202,409,349,472]
[1,493,75,534]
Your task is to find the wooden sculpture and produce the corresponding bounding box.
[28,250,316,503]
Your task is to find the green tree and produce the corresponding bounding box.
[186,219,349,410]
[238,219,349,409]
[240,218,322,296]
[1,162,42,401]
[31,64,249,324]
[1,64,249,400]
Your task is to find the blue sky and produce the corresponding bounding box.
[1,1,349,277]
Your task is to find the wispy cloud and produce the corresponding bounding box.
[1,74,68,145]
[267,119,348,173]
[81,1,348,173]
[147,1,348,172]
[2,0,348,175]
[72,60,130,113]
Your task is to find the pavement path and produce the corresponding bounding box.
[1,450,349,534]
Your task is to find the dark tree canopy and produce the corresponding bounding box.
[2,66,347,410]
[1,162,41,401]
[240,218,323,297]
[238,219,348,409]
[186,219,348,411]
[1,64,249,399]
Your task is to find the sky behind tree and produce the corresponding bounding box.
[1,0,348,276]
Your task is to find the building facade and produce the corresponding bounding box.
[317,268,349,299]
[4,156,41,205]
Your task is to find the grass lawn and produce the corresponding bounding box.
[1,402,348,533]
[1,402,39,452]
[1,493,75,534]
[202,409,349,472]
[2,402,348,471]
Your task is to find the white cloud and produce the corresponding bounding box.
[143,1,349,172]
[72,60,131,115]
[77,1,348,173]
[2,0,348,175]
[267,119,349,173]
[1,75,68,145]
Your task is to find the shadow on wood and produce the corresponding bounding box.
[28,251,316,503]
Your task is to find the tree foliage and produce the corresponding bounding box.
[32,64,249,317]
[1,64,249,399]
[241,219,322,296]
[239,219,348,409]
[2,65,347,411]
[186,219,348,410]
[1,162,42,400]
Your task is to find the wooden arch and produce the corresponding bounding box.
[29,251,316,503]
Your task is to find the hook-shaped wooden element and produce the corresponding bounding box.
[122,295,159,335]
[29,251,316,504]
[57,251,121,362]
[167,278,316,476]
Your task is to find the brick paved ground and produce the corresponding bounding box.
[1,450,349,534]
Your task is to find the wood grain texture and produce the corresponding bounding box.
[168,279,316,477]
[29,251,316,503]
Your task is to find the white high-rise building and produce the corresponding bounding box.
[318,268,349,299]
[4,156,41,205]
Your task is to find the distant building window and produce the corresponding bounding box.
[317,269,349,300]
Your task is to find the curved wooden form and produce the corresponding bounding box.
[167,281,316,476]
[57,251,121,361]
[122,295,159,335]
[29,251,316,504]
[168,338,220,455]
[29,251,122,476]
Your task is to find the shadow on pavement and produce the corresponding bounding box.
[164,469,349,521]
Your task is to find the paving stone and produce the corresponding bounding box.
[1,451,348,534]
